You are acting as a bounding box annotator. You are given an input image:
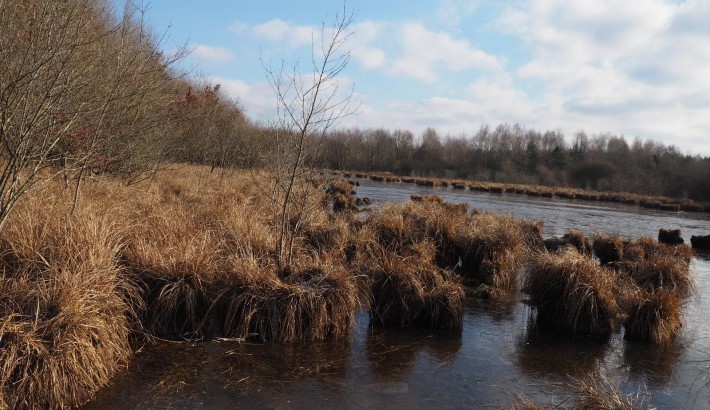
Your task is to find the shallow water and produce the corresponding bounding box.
[86,180,710,409]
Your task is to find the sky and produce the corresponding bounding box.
[120,0,710,156]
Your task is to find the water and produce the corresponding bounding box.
[85,180,710,409]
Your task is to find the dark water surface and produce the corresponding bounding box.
[86,180,710,409]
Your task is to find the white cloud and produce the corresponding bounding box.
[207,76,275,121]
[250,19,313,47]
[351,21,387,70]
[494,0,710,154]
[192,44,234,64]
[350,21,503,81]
[437,0,480,27]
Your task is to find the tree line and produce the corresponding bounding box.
[315,125,710,202]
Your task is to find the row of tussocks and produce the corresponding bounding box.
[333,169,708,213]
[529,231,693,344]
[0,166,697,408]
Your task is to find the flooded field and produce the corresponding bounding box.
[85,180,710,409]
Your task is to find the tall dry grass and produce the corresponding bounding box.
[364,198,539,294]
[0,195,139,408]
[366,254,465,328]
[524,247,623,336]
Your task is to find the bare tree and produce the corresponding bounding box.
[0,0,185,225]
[261,4,360,267]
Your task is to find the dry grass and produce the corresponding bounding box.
[544,230,592,256]
[623,289,682,344]
[593,234,626,265]
[509,372,655,410]
[366,255,465,328]
[691,234,710,250]
[658,228,684,245]
[365,199,536,293]
[573,373,655,409]
[0,197,139,408]
[599,236,694,299]
[222,259,358,342]
[524,248,623,336]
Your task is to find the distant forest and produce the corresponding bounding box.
[313,125,710,202]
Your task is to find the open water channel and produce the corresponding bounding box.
[86,179,710,409]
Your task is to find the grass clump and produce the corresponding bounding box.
[544,230,592,256]
[366,255,465,329]
[365,199,537,295]
[222,260,358,342]
[0,201,138,409]
[524,247,623,336]
[623,289,682,344]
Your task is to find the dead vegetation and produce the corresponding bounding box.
[0,164,701,406]
[525,248,623,336]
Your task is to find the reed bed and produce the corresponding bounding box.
[329,168,708,214]
[0,163,702,406]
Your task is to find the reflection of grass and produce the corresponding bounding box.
[622,339,685,387]
[365,326,462,380]
[515,315,609,379]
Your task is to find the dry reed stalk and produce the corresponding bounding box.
[524,248,623,336]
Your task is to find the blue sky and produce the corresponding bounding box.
[121,0,710,155]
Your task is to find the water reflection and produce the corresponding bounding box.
[515,316,610,380]
[365,326,462,380]
[466,293,518,323]
[622,340,685,387]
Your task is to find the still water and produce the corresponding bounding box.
[86,180,710,409]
